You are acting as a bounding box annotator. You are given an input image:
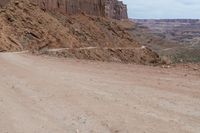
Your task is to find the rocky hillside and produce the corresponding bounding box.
[0,0,80,51]
[0,0,136,51]
[0,0,160,64]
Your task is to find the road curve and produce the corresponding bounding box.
[0,53,200,133]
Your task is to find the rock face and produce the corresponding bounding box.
[105,0,128,19]
[0,0,9,7]
[0,0,128,19]
[32,0,128,19]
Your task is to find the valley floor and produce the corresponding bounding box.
[0,53,200,133]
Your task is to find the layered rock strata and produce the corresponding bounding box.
[0,0,128,19]
[32,0,128,19]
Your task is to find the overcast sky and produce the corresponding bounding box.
[122,0,200,19]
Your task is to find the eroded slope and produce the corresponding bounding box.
[0,0,160,64]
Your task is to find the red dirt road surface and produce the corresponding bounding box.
[0,53,200,133]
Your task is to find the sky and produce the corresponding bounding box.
[122,0,200,19]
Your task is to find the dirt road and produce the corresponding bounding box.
[0,53,199,133]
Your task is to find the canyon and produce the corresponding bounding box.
[132,19,200,63]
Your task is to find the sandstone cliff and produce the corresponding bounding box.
[0,0,9,7]
[105,0,128,19]
[0,0,128,19]
[32,0,128,19]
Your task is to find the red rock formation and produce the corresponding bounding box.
[0,0,128,19]
[105,0,128,19]
[0,0,9,7]
[31,0,128,19]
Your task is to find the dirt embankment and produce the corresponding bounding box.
[40,47,160,64]
[0,0,161,64]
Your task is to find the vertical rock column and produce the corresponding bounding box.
[104,0,128,20]
[29,0,128,19]
[0,0,10,7]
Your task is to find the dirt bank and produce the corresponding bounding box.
[39,47,160,64]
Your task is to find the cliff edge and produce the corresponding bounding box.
[0,0,128,20]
